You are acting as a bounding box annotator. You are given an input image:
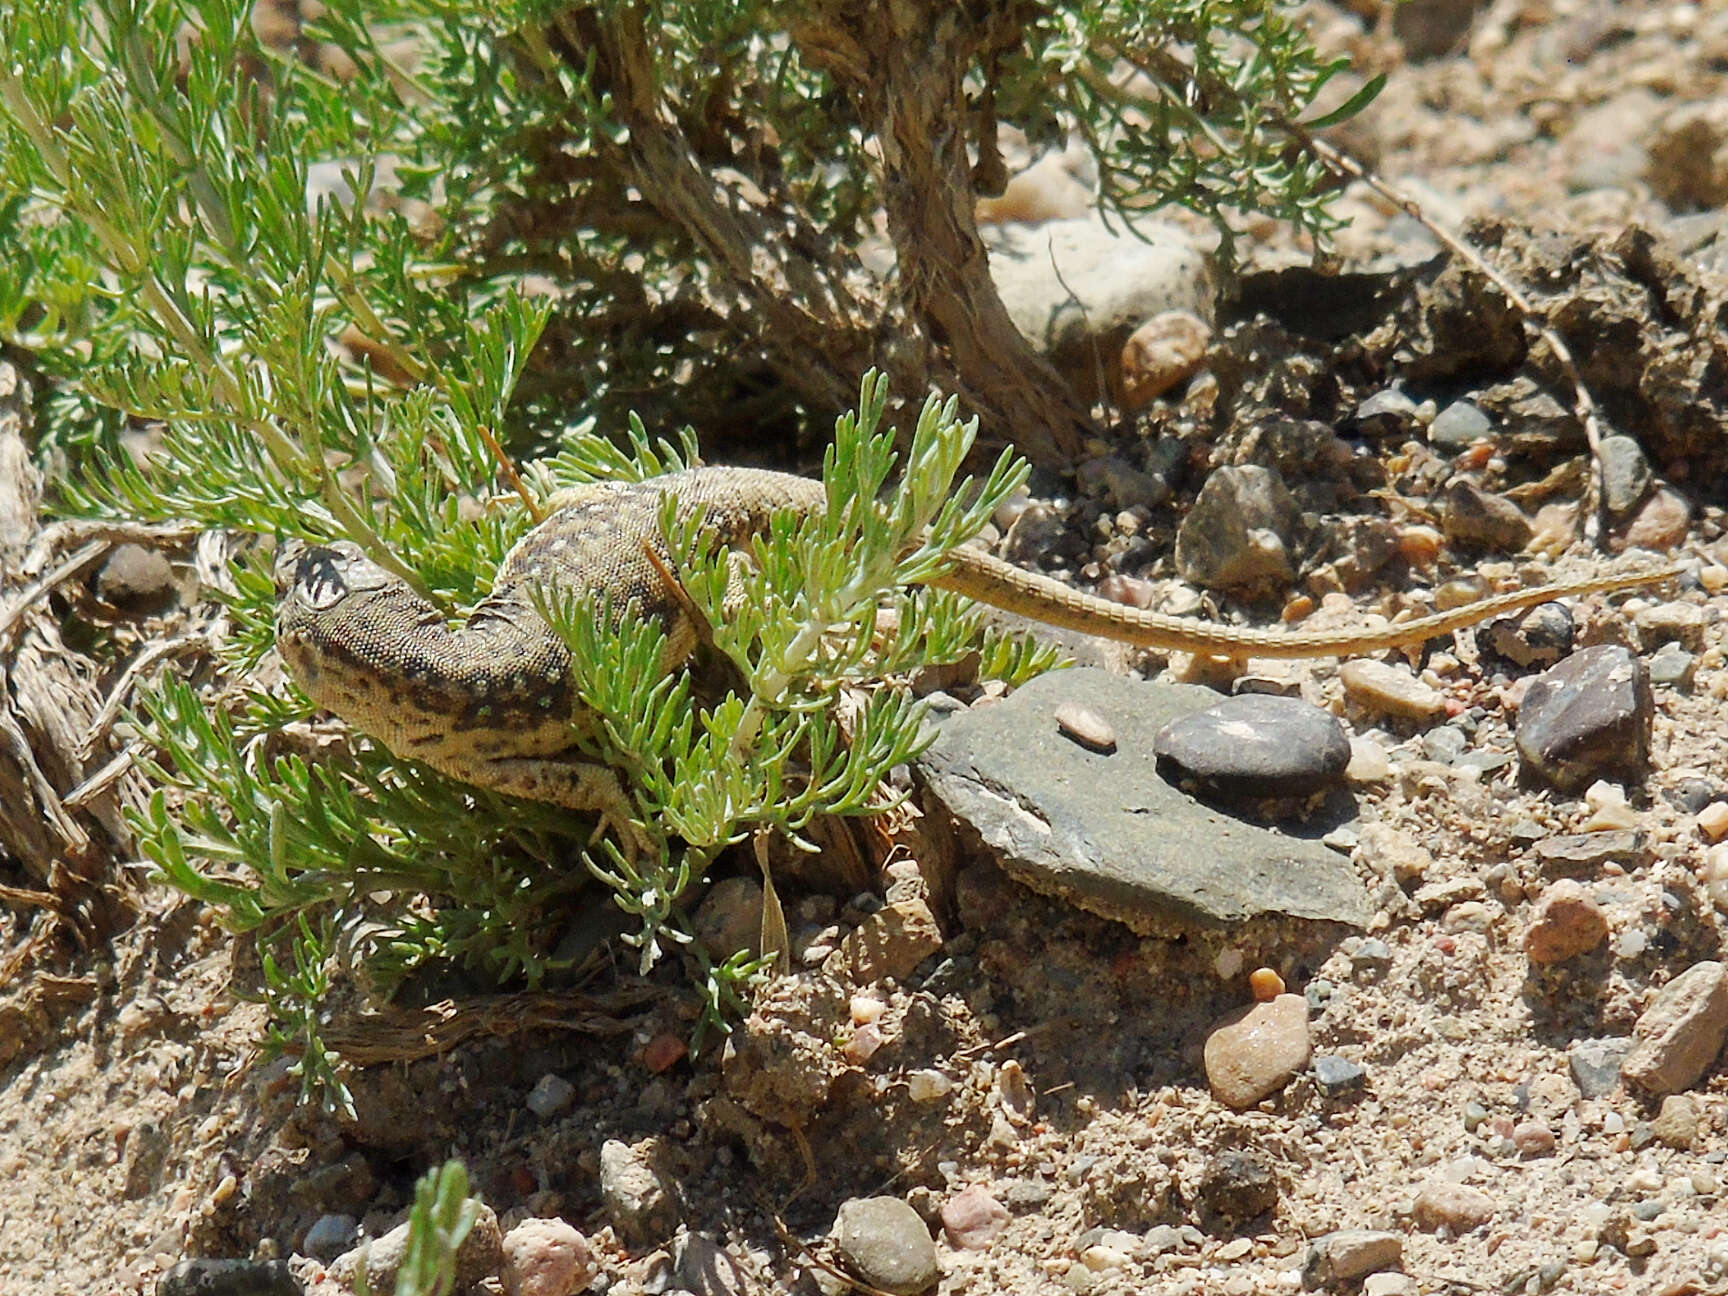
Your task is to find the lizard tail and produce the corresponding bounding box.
[930,549,1683,660]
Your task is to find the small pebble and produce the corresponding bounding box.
[1195,1149,1279,1225]
[1346,735,1393,783]
[1428,400,1492,449]
[1411,1181,1496,1234]
[1117,310,1210,409]
[599,1139,677,1244]
[1440,478,1532,551]
[1648,641,1698,689]
[845,1023,885,1064]
[1652,1093,1701,1148]
[1153,694,1350,798]
[1303,1229,1404,1286]
[1598,434,1654,518]
[1704,842,1728,914]
[640,1033,687,1074]
[1512,1119,1557,1157]
[502,1218,597,1296]
[1523,879,1609,965]
[1351,939,1393,974]
[941,1185,1010,1251]
[1568,1038,1630,1099]
[1480,602,1575,669]
[1055,702,1117,753]
[1249,967,1285,1001]
[1622,485,1692,550]
[1621,960,1728,1095]
[1697,802,1728,842]
[997,1059,1035,1121]
[1533,830,1649,876]
[1339,659,1448,722]
[303,1214,359,1262]
[1515,645,1655,793]
[1399,524,1444,566]
[1204,993,1311,1109]
[907,1069,953,1103]
[525,1073,577,1119]
[832,1197,938,1296]
[1080,1244,1128,1272]
[1314,1054,1367,1097]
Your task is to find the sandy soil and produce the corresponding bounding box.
[2,2,1727,1294]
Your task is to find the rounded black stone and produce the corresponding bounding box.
[1154,694,1350,799]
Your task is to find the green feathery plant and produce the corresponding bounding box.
[0,0,1365,1103]
[352,1160,478,1296]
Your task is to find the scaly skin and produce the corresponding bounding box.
[275,466,1679,828]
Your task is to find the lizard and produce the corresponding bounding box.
[275,465,1680,840]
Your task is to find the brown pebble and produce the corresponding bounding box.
[1621,485,1691,550]
[1203,993,1311,1109]
[1055,702,1117,753]
[833,896,945,986]
[1411,1181,1496,1233]
[1512,1119,1557,1157]
[1116,310,1210,410]
[1339,659,1448,722]
[640,1033,687,1074]
[1096,573,1156,609]
[502,1217,598,1296]
[1249,967,1285,1001]
[1651,1093,1700,1149]
[1398,525,1443,568]
[1622,960,1728,1095]
[1522,879,1609,964]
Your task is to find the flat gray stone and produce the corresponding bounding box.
[915,669,1372,933]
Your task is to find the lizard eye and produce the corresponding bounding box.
[294,548,356,612]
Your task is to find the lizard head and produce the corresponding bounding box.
[274,539,417,701]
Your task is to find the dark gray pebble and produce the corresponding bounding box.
[1428,400,1492,449]
[1314,1054,1367,1097]
[1515,645,1653,792]
[1568,1037,1631,1099]
[1154,695,1350,799]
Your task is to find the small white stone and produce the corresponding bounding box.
[1697,801,1728,841]
[907,1069,954,1102]
[1703,841,1728,913]
[1627,1165,1664,1193]
[1346,735,1393,783]
[1080,1245,1128,1272]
